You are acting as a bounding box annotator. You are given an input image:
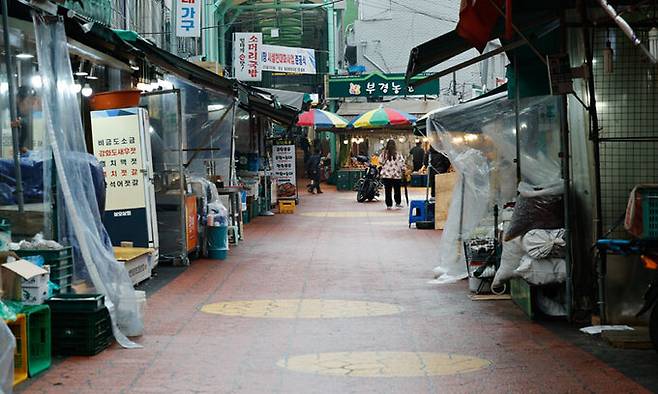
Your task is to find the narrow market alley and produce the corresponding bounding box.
[17,188,655,394]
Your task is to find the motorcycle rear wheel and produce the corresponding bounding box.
[650,304,658,353]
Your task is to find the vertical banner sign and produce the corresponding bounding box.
[91,108,153,247]
[233,32,262,81]
[272,139,297,199]
[176,0,201,38]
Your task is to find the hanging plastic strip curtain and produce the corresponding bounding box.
[32,13,141,349]
[0,319,15,394]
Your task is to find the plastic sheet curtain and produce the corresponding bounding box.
[0,319,14,394]
[33,14,140,348]
[167,75,235,181]
[427,93,562,282]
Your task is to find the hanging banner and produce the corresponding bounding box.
[260,44,316,74]
[233,32,262,81]
[175,0,201,37]
[272,139,297,199]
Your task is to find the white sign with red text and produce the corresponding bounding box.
[261,44,316,74]
[233,32,262,81]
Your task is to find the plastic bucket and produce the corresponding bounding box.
[207,225,229,260]
[117,290,146,337]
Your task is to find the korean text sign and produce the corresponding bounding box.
[176,0,201,38]
[272,140,297,199]
[90,110,146,211]
[260,44,316,74]
[328,73,439,98]
[233,32,262,81]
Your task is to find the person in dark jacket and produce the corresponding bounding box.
[409,141,425,172]
[306,148,323,194]
[424,146,451,197]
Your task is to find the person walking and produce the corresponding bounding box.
[307,148,323,194]
[378,139,406,210]
[409,141,425,172]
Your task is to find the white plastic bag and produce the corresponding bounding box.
[515,255,566,285]
[492,237,524,287]
[522,229,566,259]
[0,319,15,394]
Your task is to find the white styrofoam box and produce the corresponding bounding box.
[22,282,49,305]
[123,253,151,286]
[22,265,50,288]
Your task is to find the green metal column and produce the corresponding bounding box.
[325,0,336,75]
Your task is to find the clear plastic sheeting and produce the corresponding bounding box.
[0,319,14,394]
[33,14,141,348]
[427,93,563,283]
[431,148,491,283]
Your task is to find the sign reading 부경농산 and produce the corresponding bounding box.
[328,73,439,98]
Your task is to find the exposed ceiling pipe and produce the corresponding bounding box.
[596,0,657,63]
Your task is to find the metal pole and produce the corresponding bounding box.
[1,0,25,213]
[325,0,336,75]
[175,89,188,265]
[229,98,237,185]
[514,55,521,184]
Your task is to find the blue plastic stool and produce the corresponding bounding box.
[409,200,429,228]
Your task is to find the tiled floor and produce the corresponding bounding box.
[17,186,653,393]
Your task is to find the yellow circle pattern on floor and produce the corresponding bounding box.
[300,211,398,218]
[277,351,491,377]
[200,299,402,319]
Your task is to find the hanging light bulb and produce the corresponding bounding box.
[343,138,349,145]
[81,83,93,97]
[603,40,613,74]
[379,138,384,144]
[351,137,357,143]
[30,75,42,89]
[650,28,658,59]
[70,83,82,94]
[136,82,149,91]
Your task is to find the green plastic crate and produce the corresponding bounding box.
[15,247,72,261]
[47,263,73,281]
[51,307,113,356]
[20,305,51,377]
[510,278,534,319]
[46,294,105,313]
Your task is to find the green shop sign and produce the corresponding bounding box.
[328,73,439,98]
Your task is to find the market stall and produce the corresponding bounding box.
[426,91,567,318]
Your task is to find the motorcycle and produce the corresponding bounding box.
[354,155,382,203]
[637,254,658,352]
[596,239,658,352]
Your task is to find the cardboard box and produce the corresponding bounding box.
[1,259,49,301]
[435,171,459,230]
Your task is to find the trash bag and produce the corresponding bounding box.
[0,319,15,394]
[522,229,566,259]
[492,237,524,287]
[514,255,566,285]
[504,181,564,241]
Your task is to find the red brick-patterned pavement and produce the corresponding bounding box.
[17,186,649,393]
